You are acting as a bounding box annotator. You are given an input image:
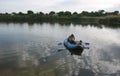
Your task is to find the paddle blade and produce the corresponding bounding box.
[85,42,90,45]
[58,42,62,46]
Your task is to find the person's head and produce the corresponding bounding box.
[71,34,74,37]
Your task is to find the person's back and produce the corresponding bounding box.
[68,34,76,44]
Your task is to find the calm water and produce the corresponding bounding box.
[0,22,120,76]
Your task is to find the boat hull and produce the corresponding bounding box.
[64,39,84,55]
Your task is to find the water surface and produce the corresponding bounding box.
[0,22,120,76]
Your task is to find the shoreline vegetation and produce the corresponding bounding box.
[0,10,120,25]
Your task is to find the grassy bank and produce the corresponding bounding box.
[0,14,99,23]
[0,10,120,25]
[99,16,120,25]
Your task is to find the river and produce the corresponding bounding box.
[0,22,120,76]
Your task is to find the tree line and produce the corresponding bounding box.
[0,10,120,24]
[0,10,119,17]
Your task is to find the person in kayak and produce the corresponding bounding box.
[68,34,83,45]
[68,34,76,44]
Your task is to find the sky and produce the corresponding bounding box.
[0,0,120,13]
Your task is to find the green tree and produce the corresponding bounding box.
[98,10,104,14]
[98,10,105,16]
[18,12,24,15]
[38,12,44,16]
[113,11,119,15]
[90,11,95,17]
[12,12,17,15]
[64,11,71,16]
[81,11,90,16]
[57,11,64,16]
[49,11,56,16]
[27,10,34,15]
[73,12,78,15]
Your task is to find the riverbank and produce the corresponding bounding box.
[0,14,120,26]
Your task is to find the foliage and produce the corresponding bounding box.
[27,10,34,15]
[0,10,120,24]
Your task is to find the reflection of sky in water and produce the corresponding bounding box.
[0,23,120,76]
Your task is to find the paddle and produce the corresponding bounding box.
[57,41,90,46]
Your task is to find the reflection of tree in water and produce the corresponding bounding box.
[2,21,120,29]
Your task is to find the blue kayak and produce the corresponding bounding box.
[64,39,84,51]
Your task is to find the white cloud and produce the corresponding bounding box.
[0,0,120,13]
